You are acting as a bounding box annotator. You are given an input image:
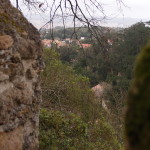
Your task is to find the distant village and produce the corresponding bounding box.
[41,22,150,49]
[42,37,113,49]
[42,37,92,49]
[41,26,117,49]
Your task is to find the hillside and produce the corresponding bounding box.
[40,22,150,150]
[40,48,123,150]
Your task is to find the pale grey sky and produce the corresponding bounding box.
[119,0,150,19]
[10,0,150,28]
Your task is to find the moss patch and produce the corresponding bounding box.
[0,12,25,33]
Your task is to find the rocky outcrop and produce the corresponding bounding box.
[0,0,43,149]
[125,43,150,150]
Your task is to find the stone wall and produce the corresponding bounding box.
[0,0,43,149]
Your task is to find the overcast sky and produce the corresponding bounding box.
[10,0,150,28]
[119,0,150,19]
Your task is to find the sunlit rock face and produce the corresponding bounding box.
[0,0,43,149]
[126,43,150,150]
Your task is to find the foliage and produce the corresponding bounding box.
[39,109,88,150]
[56,45,78,64]
[126,43,150,150]
[39,109,122,150]
[41,48,95,121]
[43,22,150,148]
[54,22,150,90]
[40,48,123,150]
[109,22,150,86]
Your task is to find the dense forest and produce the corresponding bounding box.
[39,22,150,150]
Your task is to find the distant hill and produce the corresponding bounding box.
[40,26,123,40]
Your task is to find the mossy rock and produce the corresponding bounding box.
[0,0,40,41]
[125,43,150,150]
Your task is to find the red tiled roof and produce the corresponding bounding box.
[81,44,91,48]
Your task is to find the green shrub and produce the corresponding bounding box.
[39,109,122,150]
[40,48,124,150]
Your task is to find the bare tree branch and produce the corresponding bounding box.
[16,0,124,48]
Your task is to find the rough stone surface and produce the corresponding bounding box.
[0,0,43,149]
[0,35,14,50]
